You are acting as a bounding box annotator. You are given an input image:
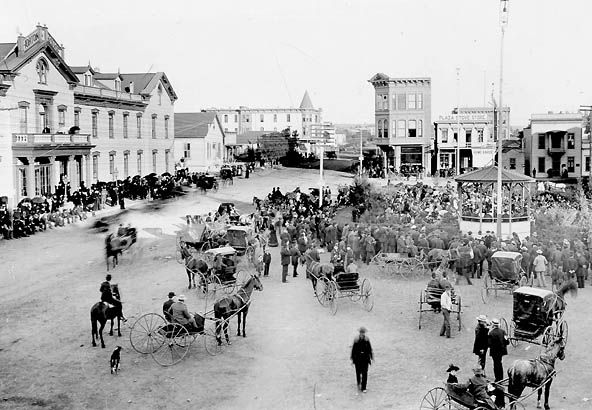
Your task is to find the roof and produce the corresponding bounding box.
[236,131,267,145]
[69,65,95,74]
[0,43,16,60]
[513,287,554,299]
[94,72,121,80]
[455,166,534,183]
[299,90,314,110]
[491,251,522,260]
[174,112,219,138]
[120,72,178,101]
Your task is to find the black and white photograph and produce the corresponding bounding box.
[0,1,590,409]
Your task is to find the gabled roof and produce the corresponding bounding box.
[299,90,314,110]
[69,65,95,75]
[94,72,122,81]
[368,73,390,83]
[455,165,533,183]
[175,112,221,138]
[236,131,267,145]
[120,72,178,101]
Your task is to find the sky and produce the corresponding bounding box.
[2,0,591,127]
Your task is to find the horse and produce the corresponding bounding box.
[179,242,209,289]
[304,252,335,294]
[105,233,122,271]
[213,274,263,345]
[548,280,578,318]
[90,284,123,348]
[507,336,565,410]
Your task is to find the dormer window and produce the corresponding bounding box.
[115,78,121,92]
[36,58,48,84]
[84,73,92,86]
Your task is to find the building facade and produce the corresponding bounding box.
[523,112,583,179]
[0,25,177,207]
[174,112,225,172]
[368,73,432,173]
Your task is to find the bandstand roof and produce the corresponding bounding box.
[455,166,534,183]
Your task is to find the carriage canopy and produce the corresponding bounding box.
[513,287,555,332]
[180,223,207,243]
[226,226,252,249]
[491,251,523,281]
[204,246,237,257]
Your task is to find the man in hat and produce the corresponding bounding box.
[99,274,126,322]
[440,286,453,338]
[262,245,272,277]
[280,242,291,283]
[169,295,199,332]
[290,241,301,277]
[532,249,548,287]
[455,367,497,409]
[350,327,373,393]
[473,315,489,370]
[488,318,509,383]
[163,292,176,322]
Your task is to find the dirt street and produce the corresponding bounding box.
[0,168,589,410]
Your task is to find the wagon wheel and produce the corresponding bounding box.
[419,387,450,409]
[418,290,425,330]
[150,323,191,366]
[360,278,374,312]
[509,321,519,348]
[327,281,338,315]
[480,274,491,304]
[235,270,250,287]
[455,295,462,331]
[315,278,329,306]
[129,313,167,354]
[203,327,223,356]
[397,260,410,280]
[201,241,211,252]
[541,325,554,348]
[500,317,510,342]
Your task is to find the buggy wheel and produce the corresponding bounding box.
[419,387,450,409]
[360,278,374,312]
[204,327,222,356]
[201,242,211,252]
[328,281,338,315]
[151,323,190,366]
[315,278,329,306]
[236,270,250,287]
[481,274,490,304]
[129,313,167,354]
[509,321,519,347]
[455,295,462,331]
[205,274,222,301]
[541,325,554,347]
[398,260,411,279]
[500,317,509,340]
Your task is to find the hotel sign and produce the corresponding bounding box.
[23,30,44,52]
[438,114,488,122]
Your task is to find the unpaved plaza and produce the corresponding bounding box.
[0,169,590,410]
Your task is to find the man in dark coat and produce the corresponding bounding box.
[488,318,509,383]
[473,315,489,370]
[290,241,301,277]
[280,243,291,283]
[350,327,373,393]
[163,291,176,321]
[262,246,272,277]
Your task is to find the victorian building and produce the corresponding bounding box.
[174,112,225,172]
[368,73,432,174]
[0,25,177,207]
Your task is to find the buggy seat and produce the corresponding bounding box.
[335,272,359,290]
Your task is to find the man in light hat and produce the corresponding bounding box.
[163,291,176,322]
[473,315,489,370]
[487,318,509,390]
[350,326,373,393]
[169,295,199,332]
[532,248,548,287]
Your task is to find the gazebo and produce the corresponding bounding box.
[455,166,535,239]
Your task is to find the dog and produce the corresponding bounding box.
[110,346,122,374]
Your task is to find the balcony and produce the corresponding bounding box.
[547,146,565,156]
[13,133,92,146]
[73,85,144,102]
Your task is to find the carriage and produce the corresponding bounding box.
[417,286,462,331]
[420,381,527,410]
[226,225,255,260]
[481,251,529,303]
[501,287,568,350]
[176,223,226,259]
[196,174,219,192]
[220,166,234,186]
[306,254,374,315]
[201,246,250,293]
[371,252,430,279]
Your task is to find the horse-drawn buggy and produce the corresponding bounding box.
[420,381,527,410]
[105,225,138,270]
[176,223,226,258]
[196,173,219,193]
[220,166,234,186]
[417,285,462,331]
[226,225,255,262]
[481,251,529,303]
[305,253,374,315]
[501,285,572,350]
[371,252,430,279]
[201,246,250,294]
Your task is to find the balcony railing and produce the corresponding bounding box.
[13,133,92,145]
[73,85,143,102]
[547,146,566,155]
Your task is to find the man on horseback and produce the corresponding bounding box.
[100,274,126,322]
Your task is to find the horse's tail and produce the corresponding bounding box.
[556,279,578,299]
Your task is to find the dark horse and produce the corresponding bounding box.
[507,336,565,410]
[105,233,122,271]
[91,284,123,348]
[214,274,263,345]
[179,242,209,289]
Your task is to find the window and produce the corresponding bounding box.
[538,134,545,149]
[260,114,264,122]
[383,120,388,139]
[151,114,157,139]
[567,133,575,149]
[417,93,423,109]
[380,95,388,110]
[397,94,406,110]
[408,94,416,110]
[441,128,448,143]
[567,156,575,173]
[115,79,121,92]
[477,128,484,142]
[418,120,423,138]
[137,114,142,138]
[224,114,228,123]
[509,158,516,169]
[36,58,48,84]
[74,108,80,128]
[465,130,472,147]
[397,120,406,138]
[392,95,397,110]
[315,114,318,122]
[84,73,92,86]
[18,102,29,133]
[183,143,191,159]
[152,151,157,173]
[586,156,590,172]
[392,120,397,137]
[58,107,66,128]
[165,150,170,172]
[91,110,98,138]
[137,152,142,175]
[109,153,115,175]
[123,153,129,177]
[273,114,277,123]
[287,114,291,122]
[108,112,114,139]
[440,153,450,168]
[234,114,238,122]
[164,115,169,139]
[157,84,162,106]
[376,95,381,110]
[408,120,417,138]
[92,155,99,180]
[538,157,546,174]
[123,113,129,138]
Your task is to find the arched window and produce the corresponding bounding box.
[36,58,48,84]
[383,119,389,139]
[377,120,383,138]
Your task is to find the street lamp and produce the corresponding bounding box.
[496,0,509,238]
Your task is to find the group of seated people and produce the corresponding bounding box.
[162,292,204,334]
[446,365,505,409]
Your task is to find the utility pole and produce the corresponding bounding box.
[496,0,509,238]
[456,67,461,176]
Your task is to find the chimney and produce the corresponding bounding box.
[129,81,134,94]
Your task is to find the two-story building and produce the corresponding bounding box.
[0,25,177,207]
[523,112,583,179]
[174,112,225,172]
[368,73,432,174]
